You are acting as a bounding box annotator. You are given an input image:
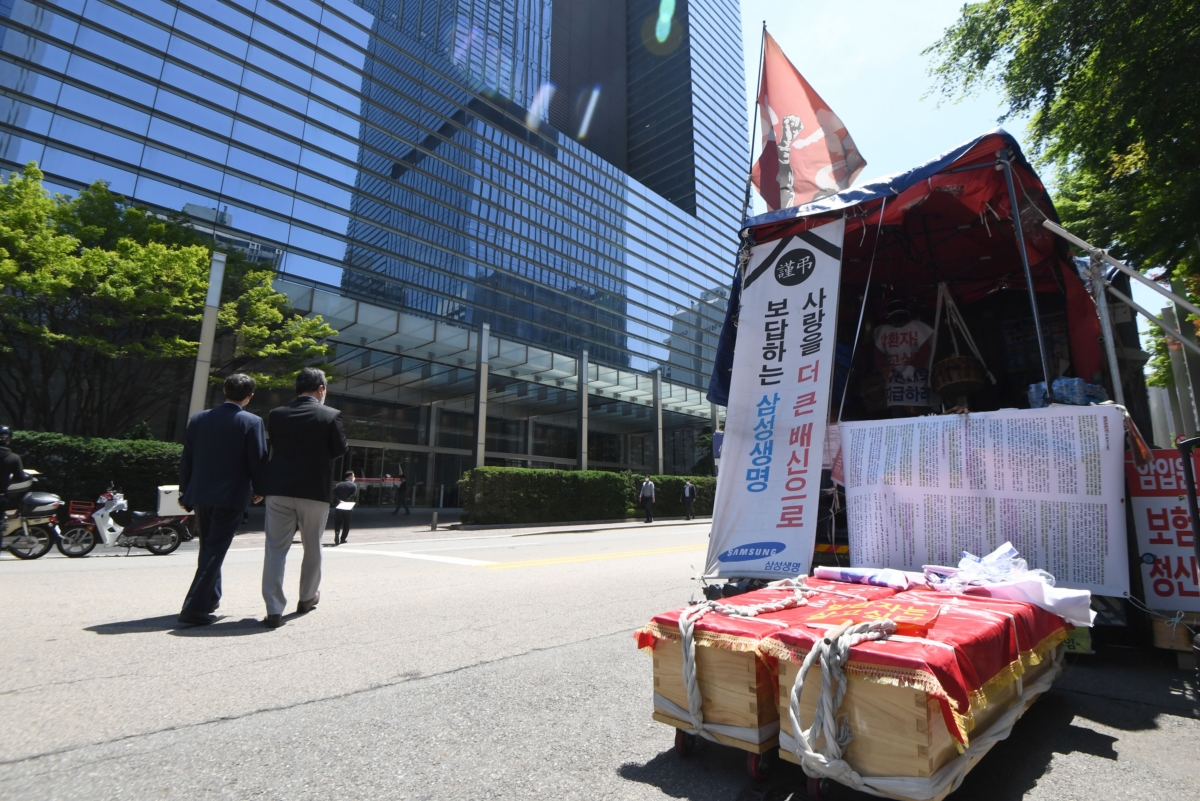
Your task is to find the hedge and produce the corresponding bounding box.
[12,431,183,512]
[460,467,717,524]
[623,473,717,518]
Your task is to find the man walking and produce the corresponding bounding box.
[640,475,655,523]
[177,374,266,627]
[681,479,697,520]
[260,368,348,628]
[391,472,410,515]
[331,470,358,545]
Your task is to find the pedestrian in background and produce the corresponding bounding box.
[680,479,696,520]
[640,475,655,523]
[177,374,265,627]
[260,368,348,628]
[331,470,357,545]
[392,472,410,515]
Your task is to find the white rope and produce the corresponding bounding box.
[929,283,996,385]
[780,645,1066,800]
[786,619,898,788]
[676,588,817,740]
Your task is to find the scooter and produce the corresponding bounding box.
[56,489,191,557]
[3,469,64,560]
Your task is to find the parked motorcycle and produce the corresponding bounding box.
[3,469,64,560]
[56,489,191,557]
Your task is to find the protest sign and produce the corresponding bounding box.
[705,218,844,579]
[841,405,1129,596]
[1126,450,1200,611]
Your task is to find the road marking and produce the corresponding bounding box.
[331,548,494,566]
[482,543,705,570]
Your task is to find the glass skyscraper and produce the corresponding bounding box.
[0,0,745,502]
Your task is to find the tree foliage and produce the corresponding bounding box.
[0,163,336,437]
[927,0,1200,274]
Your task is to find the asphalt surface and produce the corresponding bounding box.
[0,521,1196,800]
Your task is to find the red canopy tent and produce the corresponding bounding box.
[709,129,1104,408]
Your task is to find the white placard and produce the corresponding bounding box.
[841,405,1129,596]
[1126,450,1200,611]
[705,218,845,579]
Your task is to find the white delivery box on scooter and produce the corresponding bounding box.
[157,486,193,516]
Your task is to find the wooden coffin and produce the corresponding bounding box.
[650,636,778,754]
[775,650,1058,801]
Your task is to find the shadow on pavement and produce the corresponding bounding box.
[621,643,1197,801]
[85,614,182,634]
[618,744,770,800]
[168,616,283,637]
[85,614,283,637]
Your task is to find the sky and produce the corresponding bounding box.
[736,0,1161,351]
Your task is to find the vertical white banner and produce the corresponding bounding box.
[705,217,844,579]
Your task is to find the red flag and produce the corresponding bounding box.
[751,32,866,211]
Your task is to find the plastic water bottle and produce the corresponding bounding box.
[1027,382,1049,408]
[1051,377,1088,405]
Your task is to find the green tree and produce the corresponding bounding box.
[926,0,1200,275]
[0,163,336,437]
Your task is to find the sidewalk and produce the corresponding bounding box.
[228,507,710,549]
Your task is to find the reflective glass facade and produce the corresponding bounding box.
[0,0,744,487]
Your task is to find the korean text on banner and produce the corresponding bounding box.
[841,406,1128,597]
[1127,450,1200,611]
[705,217,845,579]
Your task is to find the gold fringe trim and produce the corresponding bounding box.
[965,628,1070,720]
[757,639,951,703]
[634,622,763,654]
[1025,628,1070,668]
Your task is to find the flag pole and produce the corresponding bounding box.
[739,21,767,223]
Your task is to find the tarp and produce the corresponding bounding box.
[708,128,1103,407]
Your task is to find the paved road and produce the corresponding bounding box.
[0,524,1196,800]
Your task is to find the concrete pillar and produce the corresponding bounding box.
[426,402,439,504]
[576,349,589,471]
[653,368,664,475]
[710,402,721,477]
[1171,276,1200,428]
[187,252,227,420]
[473,322,490,468]
[526,415,536,467]
[1163,307,1198,436]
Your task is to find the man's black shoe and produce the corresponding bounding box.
[297,591,320,614]
[264,614,283,628]
[178,612,216,627]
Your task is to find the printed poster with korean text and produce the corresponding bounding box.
[841,405,1129,597]
[705,217,844,579]
[1127,450,1200,611]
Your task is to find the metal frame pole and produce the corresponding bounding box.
[1000,153,1053,393]
[1106,286,1200,358]
[1090,253,1126,405]
[1043,220,1200,319]
[739,21,768,222]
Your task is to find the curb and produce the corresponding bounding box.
[449,517,712,533]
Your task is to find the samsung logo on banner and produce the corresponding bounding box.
[718,542,786,562]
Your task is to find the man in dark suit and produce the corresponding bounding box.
[178,374,266,626]
[391,472,409,515]
[331,470,358,545]
[260,367,348,628]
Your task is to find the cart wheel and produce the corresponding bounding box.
[674,728,697,757]
[747,749,773,781]
[807,776,824,800]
